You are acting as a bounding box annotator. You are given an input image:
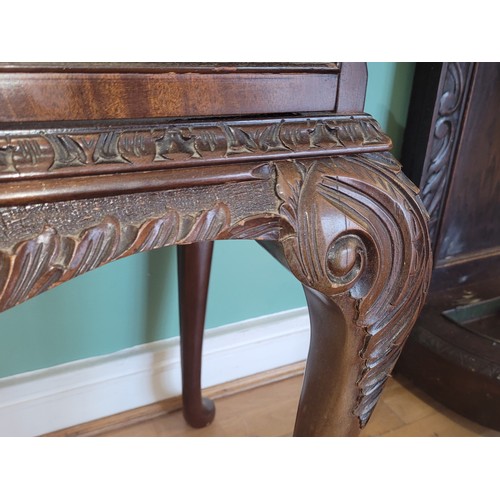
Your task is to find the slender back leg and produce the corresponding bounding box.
[177,241,215,428]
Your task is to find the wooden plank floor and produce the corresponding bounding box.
[97,373,500,437]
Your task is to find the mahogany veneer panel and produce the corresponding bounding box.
[0,70,339,122]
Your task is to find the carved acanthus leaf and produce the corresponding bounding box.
[418,62,474,242]
[0,115,391,179]
[0,202,278,313]
[275,160,306,233]
[276,152,432,426]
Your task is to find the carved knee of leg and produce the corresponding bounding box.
[276,152,432,429]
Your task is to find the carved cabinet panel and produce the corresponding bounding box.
[397,62,500,431]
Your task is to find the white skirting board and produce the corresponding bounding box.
[0,307,310,436]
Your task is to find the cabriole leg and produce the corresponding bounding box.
[273,153,432,436]
[294,286,364,436]
[177,241,215,428]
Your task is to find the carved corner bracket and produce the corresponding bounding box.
[275,152,432,427]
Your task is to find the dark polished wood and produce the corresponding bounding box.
[177,241,215,428]
[0,63,431,436]
[398,279,500,430]
[260,148,431,435]
[0,114,390,182]
[397,62,500,430]
[434,63,500,265]
[0,64,340,123]
[335,62,368,113]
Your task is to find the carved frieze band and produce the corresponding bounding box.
[0,114,390,180]
[419,62,475,242]
[276,152,432,426]
[0,179,281,313]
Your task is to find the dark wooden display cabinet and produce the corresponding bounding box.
[396,62,500,430]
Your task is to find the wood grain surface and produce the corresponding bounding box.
[51,370,497,437]
[0,71,339,122]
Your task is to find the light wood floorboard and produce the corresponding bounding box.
[97,373,500,437]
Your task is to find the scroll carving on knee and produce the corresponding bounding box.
[275,151,432,428]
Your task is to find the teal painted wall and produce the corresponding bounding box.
[0,63,416,379]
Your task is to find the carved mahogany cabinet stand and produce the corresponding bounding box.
[0,63,431,436]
